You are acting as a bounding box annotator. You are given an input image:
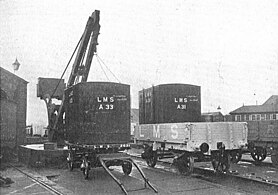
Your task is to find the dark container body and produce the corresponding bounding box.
[65,82,130,145]
[139,84,201,124]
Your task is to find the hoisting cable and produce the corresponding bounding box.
[50,34,83,99]
[96,54,121,83]
[96,54,110,81]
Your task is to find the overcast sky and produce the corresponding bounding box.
[1,0,278,126]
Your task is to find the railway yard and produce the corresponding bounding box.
[1,6,278,195]
[1,148,278,195]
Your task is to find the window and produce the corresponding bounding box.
[273,114,276,120]
[270,114,273,120]
[245,115,249,121]
[256,114,261,120]
[252,115,256,121]
[266,114,270,120]
[261,114,266,120]
[235,115,241,121]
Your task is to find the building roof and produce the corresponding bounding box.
[230,104,278,114]
[0,67,28,84]
[263,95,278,105]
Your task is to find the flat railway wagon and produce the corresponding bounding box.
[134,83,248,174]
[247,120,278,166]
[64,82,157,194]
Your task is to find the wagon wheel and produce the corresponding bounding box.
[250,147,267,163]
[146,152,157,168]
[271,149,278,167]
[212,153,230,173]
[67,152,74,171]
[230,150,242,164]
[174,155,194,175]
[122,161,132,175]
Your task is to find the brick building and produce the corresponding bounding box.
[229,95,278,122]
[0,67,28,150]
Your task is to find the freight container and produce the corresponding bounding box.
[139,84,201,124]
[64,82,130,145]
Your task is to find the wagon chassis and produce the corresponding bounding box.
[248,141,278,166]
[66,142,157,195]
[139,141,235,175]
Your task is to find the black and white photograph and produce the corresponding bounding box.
[1,0,278,194]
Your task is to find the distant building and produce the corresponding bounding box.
[131,108,139,136]
[224,114,233,122]
[0,67,28,150]
[230,95,278,121]
[201,112,224,122]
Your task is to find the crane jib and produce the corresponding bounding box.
[52,10,101,139]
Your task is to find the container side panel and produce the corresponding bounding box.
[157,84,201,123]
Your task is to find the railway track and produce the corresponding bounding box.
[7,163,66,195]
[126,150,278,189]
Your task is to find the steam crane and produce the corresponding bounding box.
[36,11,158,194]
[37,10,100,143]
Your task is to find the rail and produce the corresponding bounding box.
[8,163,65,195]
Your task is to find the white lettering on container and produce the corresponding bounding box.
[174,98,187,103]
[98,104,114,110]
[97,96,115,110]
[97,96,114,103]
[177,104,186,109]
